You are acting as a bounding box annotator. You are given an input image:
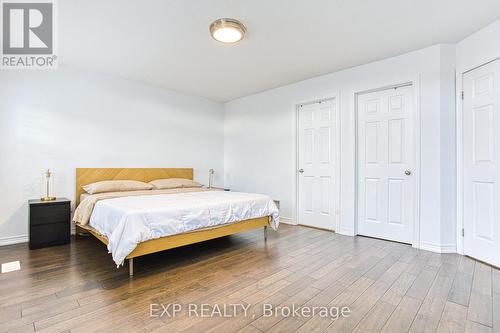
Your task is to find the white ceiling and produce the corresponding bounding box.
[60,0,500,102]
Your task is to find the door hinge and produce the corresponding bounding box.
[461,91,464,100]
[462,228,465,237]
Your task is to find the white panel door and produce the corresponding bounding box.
[357,86,414,243]
[298,99,337,230]
[463,59,500,267]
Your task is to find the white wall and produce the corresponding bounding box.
[439,45,457,250]
[224,44,456,251]
[456,19,500,71]
[0,66,224,244]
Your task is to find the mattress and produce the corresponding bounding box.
[76,189,280,266]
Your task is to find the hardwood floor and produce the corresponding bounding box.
[0,224,498,333]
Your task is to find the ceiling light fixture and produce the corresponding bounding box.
[209,18,246,44]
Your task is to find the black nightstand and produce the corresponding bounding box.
[29,198,71,250]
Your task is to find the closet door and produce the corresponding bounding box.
[463,59,500,267]
[357,86,415,243]
[297,99,338,230]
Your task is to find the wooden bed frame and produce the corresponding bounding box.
[75,168,269,276]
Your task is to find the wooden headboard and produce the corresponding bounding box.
[75,168,193,206]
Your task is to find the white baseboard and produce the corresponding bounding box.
[419,241,457,254]
[275,217,457,254]
[0,235,29,246]
[280,217,296,225]
[337,227,355,236]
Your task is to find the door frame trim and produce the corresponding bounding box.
[353,77,421,248]
[456,55,500,255]
[293,92,341,231]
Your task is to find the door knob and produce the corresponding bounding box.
[405,170,412,176]
[298,169,304,174]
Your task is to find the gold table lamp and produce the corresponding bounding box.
[41,169,56,201]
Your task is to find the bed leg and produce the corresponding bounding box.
[129,258,134,277]
[264,226,268,242]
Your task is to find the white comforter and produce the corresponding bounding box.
[89,191,280,266]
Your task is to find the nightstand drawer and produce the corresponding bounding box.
[30,204,70,225]
[29,198,71,250]
[30,222,70,249]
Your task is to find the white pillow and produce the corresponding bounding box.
[149,178,202,190]
[83,180,153,194]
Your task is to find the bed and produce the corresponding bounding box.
[74,168,279,276]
